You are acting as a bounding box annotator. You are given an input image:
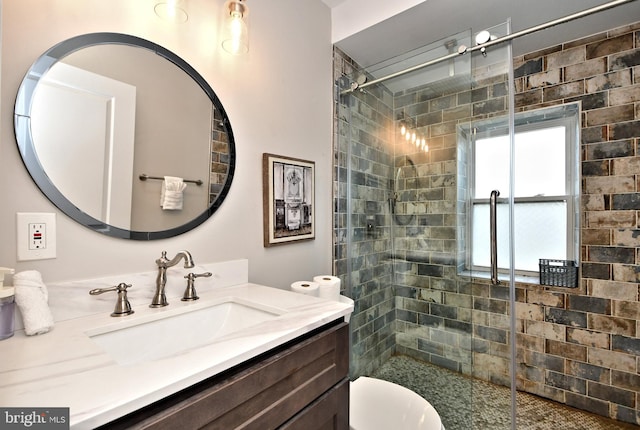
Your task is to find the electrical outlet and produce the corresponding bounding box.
[29,223,46,250]
[17,212,57,261]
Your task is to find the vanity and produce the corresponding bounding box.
[103,320,349,429]
[0,260,352,429]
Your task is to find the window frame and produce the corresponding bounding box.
[466,104,580,277]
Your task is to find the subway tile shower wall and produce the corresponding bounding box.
[333,48,397,378]
[511,23,640,424]
[333,21,640,425]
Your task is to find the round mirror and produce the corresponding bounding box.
[14,33,236,240]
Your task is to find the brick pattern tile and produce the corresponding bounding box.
[498,23,639,425]
[333,22,640,426]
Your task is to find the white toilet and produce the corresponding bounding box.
[350,376,444,430]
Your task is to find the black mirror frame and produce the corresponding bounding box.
[14,33,236,240]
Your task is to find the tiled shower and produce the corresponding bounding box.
[333,20,640,427]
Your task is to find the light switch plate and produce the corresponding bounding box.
[17,212,57,261]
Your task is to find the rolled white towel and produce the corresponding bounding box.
[160,176,187,210]
[13,270,54,335]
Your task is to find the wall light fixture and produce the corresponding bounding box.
[398,118,428,153]
[154,0,188,23]
[221,0,249,55]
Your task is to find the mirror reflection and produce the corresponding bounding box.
[15,33,236,240]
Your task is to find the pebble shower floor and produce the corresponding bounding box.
[371,355,638,429]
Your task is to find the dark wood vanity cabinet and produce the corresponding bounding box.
[101,320,349,430]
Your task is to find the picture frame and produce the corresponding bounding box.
[262,153,315,247]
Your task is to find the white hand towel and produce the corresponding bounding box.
[160,176,187,210]
[13,270,54,335]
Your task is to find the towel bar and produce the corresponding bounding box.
[139,174,203,186]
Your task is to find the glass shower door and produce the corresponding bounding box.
[385,29,480,428]
[334,21,519,429]
[465,21,518,429]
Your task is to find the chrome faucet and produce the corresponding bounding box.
[150,250,195,307]
[90,283,135,317]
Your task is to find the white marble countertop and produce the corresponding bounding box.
[0,262,352,429]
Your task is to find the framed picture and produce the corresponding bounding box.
[263,153,315,247]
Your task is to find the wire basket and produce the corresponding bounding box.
[539,259,578,288]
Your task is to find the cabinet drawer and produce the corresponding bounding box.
[280,379,349,430]
[105,321,349,430]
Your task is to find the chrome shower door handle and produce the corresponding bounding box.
[490,190,500,285]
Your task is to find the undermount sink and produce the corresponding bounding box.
[86,298,285,365]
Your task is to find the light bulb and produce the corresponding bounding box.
[400,124,406,136]
[412,132,417,144]
[222,1,249,55]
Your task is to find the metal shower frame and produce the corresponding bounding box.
[341,0,636,94]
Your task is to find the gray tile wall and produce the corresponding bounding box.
[333,48,396,377]
[209,107,230,204]
[391,77,476,375]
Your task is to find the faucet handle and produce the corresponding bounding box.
[155,250,169,266]
[182,272,212,301]
[90,283,135,317]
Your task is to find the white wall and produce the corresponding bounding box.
[329,0,425,43]
[0,0,333,289]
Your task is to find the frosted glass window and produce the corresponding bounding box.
[469,106,579,275]
[475,135,509,198]
[472,202,568,272]
[475,127,566,198]
[514,127,566,197]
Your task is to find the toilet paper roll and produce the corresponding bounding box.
[290,281,319,297]
[313,275,341,301]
